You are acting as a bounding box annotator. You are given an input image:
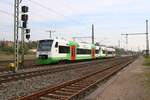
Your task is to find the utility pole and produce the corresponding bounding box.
[92,24,94,44]
[146,20,149,56]
[117,40,121,56]
[14,0,20,72]
[121,20,149,56]
[121,20,149,55]
[121,34,128,50]
[46,30,55,38]
[118,40,120,48]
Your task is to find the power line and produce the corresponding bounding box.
[28,0,65,16]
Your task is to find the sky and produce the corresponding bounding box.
[0,0,150,51]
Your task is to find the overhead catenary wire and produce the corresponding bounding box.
[28,0,66,17]
[0,0,13,16]
[0,0,83,28]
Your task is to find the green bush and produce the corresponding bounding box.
[0,41,37,55]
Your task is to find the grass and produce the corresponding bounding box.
[143,56,150,66]
[142,56,150,98]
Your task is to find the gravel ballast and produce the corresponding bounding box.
[0,62,107,100]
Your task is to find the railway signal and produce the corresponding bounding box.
[21,14,28,22]
[22,21,27,28]
[22,6,28,13]
[21,5,30,67]
[21,5,30,40]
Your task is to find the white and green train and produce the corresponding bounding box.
[36,39,116,65]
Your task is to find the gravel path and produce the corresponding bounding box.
[85,56,150,100]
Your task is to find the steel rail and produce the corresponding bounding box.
[15,56,137,100]
[0,57,128,83]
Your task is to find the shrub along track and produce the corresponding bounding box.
[14,56,137,100]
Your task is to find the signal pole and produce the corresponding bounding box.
[21,27,24,66]
[46,30,55,38]
[14,0,30,71]
[121,34,128,51]
[14,0,20,72]
[92,24,94,44]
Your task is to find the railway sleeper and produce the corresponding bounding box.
[40,96,63,100]
[73,82,91,86]
[53,91,74,96]
[56,90,77,95]
[43,93,68,100]
[65,86,83,90]
[70,84,87,88]
[60,88,79,93]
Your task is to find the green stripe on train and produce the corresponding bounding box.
[36,57,66,64]
[37,55,94,64]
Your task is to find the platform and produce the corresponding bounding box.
[84,56,150,100]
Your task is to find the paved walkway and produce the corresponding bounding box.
[84,56,150,100]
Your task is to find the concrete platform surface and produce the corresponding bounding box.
[84,56,150,100]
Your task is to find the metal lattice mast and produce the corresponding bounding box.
[14,0,19,72]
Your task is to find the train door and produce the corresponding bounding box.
[91,48,95,59]
[105,49,108,57]
[71,45,76,60]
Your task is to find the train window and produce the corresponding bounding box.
[55,42,58,48]
[59,46,70,53]
[95,50,99,54]
[77,48,91,54]
[102,50,106,54]
[108,51,113,54]
[38,40,53,51]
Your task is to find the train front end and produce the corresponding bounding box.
[36,39,57,65]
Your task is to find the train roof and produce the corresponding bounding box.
[39,38,98,48]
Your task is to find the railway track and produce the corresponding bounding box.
[14,56,136,100]
[0,58,112,73]
[0,57,126,84]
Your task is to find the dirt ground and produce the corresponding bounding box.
[84,56,150,100]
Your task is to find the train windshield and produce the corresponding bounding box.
[38,40,53,51]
